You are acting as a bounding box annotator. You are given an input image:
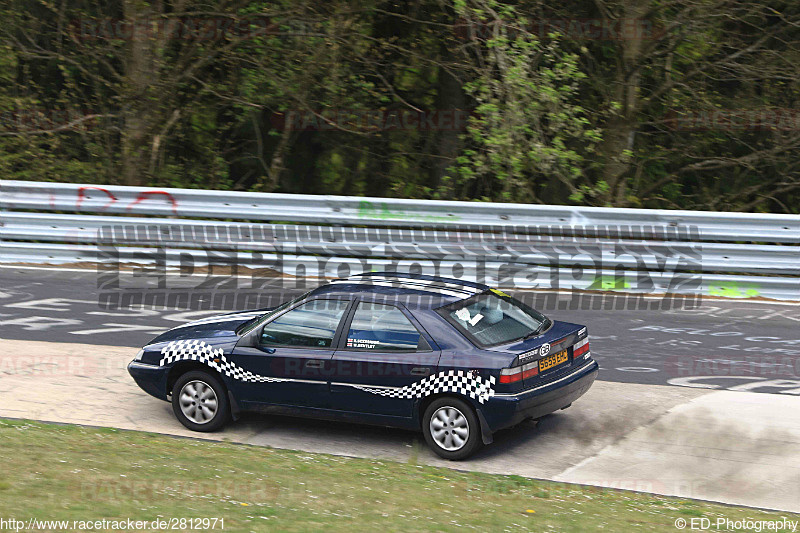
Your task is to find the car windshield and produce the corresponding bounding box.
[235,290,313,335]
[438,291,550,347]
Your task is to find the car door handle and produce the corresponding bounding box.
[410,367,431,376]
[305,360,325,369]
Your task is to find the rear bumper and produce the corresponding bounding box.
[481,359,599,433]
[128,360,169,401]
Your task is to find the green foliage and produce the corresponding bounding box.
[1,0,798,212]
[445,1,601,203]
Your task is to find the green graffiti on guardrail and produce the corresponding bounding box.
[708,282,761,298]
[587,275,631,291]
[357,201,459,222]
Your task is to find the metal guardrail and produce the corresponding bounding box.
[3,180,799,241]
[2,211,798,275]
[1,180,799,300]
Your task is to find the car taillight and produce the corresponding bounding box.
[499,368,521,383]
[573,338,590,358]
[499,361,539,383]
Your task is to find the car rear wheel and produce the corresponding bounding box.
[422,397,482,460]
[172,370,230,432]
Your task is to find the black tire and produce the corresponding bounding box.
[172,370,230,432]
[422,397,483,460]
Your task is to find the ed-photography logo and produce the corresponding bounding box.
[674,516,799,531]
[92,222,705,313]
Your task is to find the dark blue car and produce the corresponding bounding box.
[129,273,598,459]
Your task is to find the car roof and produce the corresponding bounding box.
[309,272,491,309]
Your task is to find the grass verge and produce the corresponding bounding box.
[0,418,797,532]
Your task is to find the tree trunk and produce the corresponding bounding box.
[430,30,467,199]
[597,0,649,205]
[120,0,160,186]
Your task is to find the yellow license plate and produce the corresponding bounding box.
[538,350,568,372]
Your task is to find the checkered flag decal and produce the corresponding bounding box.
[352,370,496,404]
[159,339,288,384]
[160,341,496,403]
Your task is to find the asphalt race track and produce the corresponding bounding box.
[2,265,799,394]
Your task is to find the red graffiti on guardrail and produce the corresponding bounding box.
[126,190,179,215]
[76,186,117,211]
[72,187,178,214]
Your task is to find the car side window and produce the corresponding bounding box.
[260,299,349,348]
[345,302,429,352]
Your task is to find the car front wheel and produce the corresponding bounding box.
[422,397,482,460]
[172,370,230,432]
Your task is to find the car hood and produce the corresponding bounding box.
[147,309,269,345]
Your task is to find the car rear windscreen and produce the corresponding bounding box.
[436,291,551,347]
